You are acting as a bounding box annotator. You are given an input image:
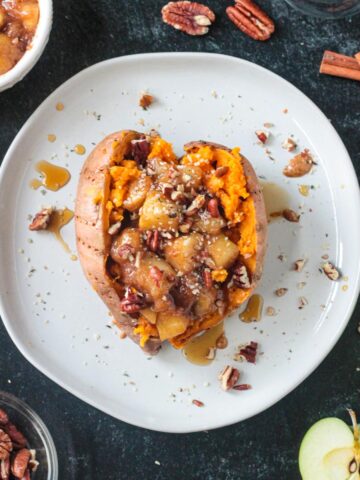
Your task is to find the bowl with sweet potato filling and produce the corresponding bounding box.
[0,0,52,91]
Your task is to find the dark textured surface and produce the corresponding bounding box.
[0,1,359,479]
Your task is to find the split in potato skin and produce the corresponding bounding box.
[76,131,267,352]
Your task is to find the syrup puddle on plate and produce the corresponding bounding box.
[261,182,290,222]
[48,208,74,253]
[30,160,70,191]
[239,294,263,323]
[183,322,224,366]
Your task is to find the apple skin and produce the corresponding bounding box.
[299,417,354,480]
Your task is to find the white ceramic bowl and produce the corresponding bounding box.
[0,0,53,92]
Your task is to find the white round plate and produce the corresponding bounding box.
[0,53,359,433]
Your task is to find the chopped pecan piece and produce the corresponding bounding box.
[162,1,216,36]
[202,269,213,288]
[185,194,206,216]
[322,261,341,281]
[233,384,252,391]
[216,333,228,349]
[283,149,313,177]
[294,259,305,272]
[219,366,240,391]
[0,430,12,461]
[282,209,300,223]
[120,288,147,313]
[11,449,31,479]
[298,296,308,309]
[255,129,270,144]
[206,347,216,360]
[274,288,287,297]
[146,230,161,252]
[131,138,150,165]
[226,0,275,41]
[192,399,204,407]
[282,137,297,152]
[139,93,154,110]
[207,198,220,218]
[28,207,53,231]
[234,341,258,363]
[232,262,251,289]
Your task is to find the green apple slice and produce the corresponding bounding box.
[299,418,354,480]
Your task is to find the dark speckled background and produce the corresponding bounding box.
[0,1,359,479]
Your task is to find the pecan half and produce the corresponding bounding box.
[28,207,53,231]
[0,430,12,461]
[282,209,300,223]
[120,288,147,313]
[322,261,341,281]
[207,198,220,218]
[283,149,313,177]
[139,93,154,110]
[226,0,275,41]
[219,366,240,391]
[162,1,215,36]
[131,138,150,165]
[234,341,258,363]
[3,423,26,449]
[11,449,31,479]
[232,262,251,289]
[146,230,161,253]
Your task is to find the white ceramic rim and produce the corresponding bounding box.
[0,0,53,92]
[0,52,359,433]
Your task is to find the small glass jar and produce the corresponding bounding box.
[283,0,360,18]
[0,392,58,480]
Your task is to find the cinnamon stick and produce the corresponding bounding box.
[355,52,360,67]
[320,50,360,82]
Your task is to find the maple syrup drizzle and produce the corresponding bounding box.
[261,182,290,222]
[48,208,74,253]
[298,184,310,197]
[29,178,42,190]
[74,144,86,155]
[183,322,224,366]
[33,160,70,191]
[47,134,57,143]
[239,294,263,323]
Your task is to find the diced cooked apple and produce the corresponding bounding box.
[208,234,239,269]
[192,211,226,235]
[193,288,217,317]
[140,308,157,324]
[139,191,180,231]
[135,254,176,311]
[14,2,39,31]
[0,33,22,75]
[110,228,142,263]
[156,311,189,340]
[164,233,203,273]
[177,165,203,189]
[123,174,151,212]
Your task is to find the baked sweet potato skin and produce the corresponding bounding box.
[75,130,161,354]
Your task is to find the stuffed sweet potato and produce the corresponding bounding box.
[75,131,267,354]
